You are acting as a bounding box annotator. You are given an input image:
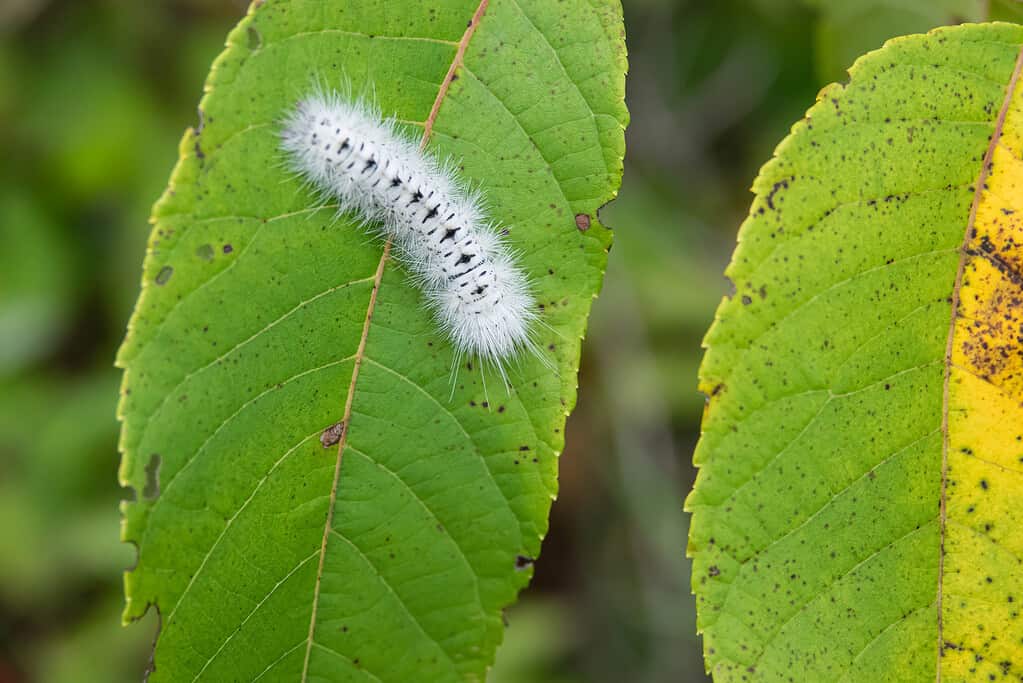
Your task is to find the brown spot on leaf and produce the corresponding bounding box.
[320,421,345,448]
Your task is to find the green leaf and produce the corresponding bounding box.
[116,1,627,681]
[688,22,1023,681]
[804,0,987,83]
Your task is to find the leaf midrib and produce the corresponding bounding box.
[936,38,1023,683]
[298,1,492,679]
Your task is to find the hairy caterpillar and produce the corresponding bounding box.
[281,90,538,384]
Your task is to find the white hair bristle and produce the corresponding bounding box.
[280,90,538,384]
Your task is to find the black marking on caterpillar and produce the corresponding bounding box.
[281,89,543,388]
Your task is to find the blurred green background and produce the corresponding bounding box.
[1,1,1019,681]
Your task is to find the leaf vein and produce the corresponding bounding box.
[328,527,462,673]
[168,430,324,624]
[346,443,488,612]
[130,274,375,482]
[310,641,385,683]
[750,522,935,670]
[190,549,320,681]
[134,356,356,552]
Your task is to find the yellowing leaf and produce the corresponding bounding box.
[688,22,1023,681]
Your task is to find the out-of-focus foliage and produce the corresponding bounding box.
[804,0,987,82]
[0,1,1007,681]
[750,1,1023,82]
[994,0,1023,21]
[0,2,242,680]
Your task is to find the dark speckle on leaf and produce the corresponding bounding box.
[514,556,534,570]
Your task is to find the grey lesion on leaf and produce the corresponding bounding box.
[195,243,215,262]
[155,265,174,286]
[143,453,162,500]
[247,25,263,51]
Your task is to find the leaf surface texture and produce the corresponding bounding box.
[689,22,1023,682]
[116,1,627,680]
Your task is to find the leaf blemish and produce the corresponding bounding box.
[320,421,345,448]
[247,26,262,51]
[765,177,791,211]
[143,453,161,500]
[514,556,534,570]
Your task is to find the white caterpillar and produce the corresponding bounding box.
[281,90,536,380]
